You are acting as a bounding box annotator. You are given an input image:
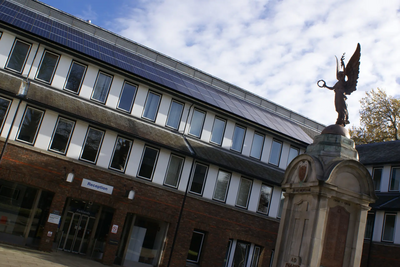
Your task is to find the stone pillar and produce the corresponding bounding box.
[38,192,67,252]
[102,207,127,265]
[272,129,376,267]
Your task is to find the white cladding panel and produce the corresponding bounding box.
[131,85,147,118]
[97,130,116,169]
[66,120,89,160]
[153,148,169,185]
[106,75,124,109]
[35,110,58,150]
[156,94,170,127]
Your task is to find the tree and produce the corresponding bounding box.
[350,88,400,144]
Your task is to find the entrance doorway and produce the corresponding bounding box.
[58,211,95,254]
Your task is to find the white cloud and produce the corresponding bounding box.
[109,0,400,127]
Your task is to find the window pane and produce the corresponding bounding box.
[224,240,233,267]
[189,109,205,137]
[269,140,282,166]
[17,107,44,144]
[287,147,299,164]
[257,184,272,214]
[236,178,252,208]
[80,127,104,163]
[65,62,86,93]
[117,82,137,112]
[250,246,261,267]
[390,167,400,191]
[190,163,208,195]
[142,92,161,121]
[166,100,184,129]
[231,125,245,152]
[373,168,382,191]
[109,137,132,172]
[250,133,264,159]
[138,146,159,179]
[210,117,226,145]
[49,117,75,154]
[187,231,205,263]
[232,241,250,267]
[364,213,374,239]
[6,40,31,73]
[0,97,11,131]
[382,214,396,242]
[92,72,113,103]
[36,51,59,83]
[164,155,184,187]
[213,170,231,202]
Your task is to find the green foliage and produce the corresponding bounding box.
[350,88,400,144]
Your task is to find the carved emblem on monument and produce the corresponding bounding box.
[297,161,309,182]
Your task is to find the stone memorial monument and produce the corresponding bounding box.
[272,44,376,267]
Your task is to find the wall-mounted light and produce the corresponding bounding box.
[128,190,135,200]
[66,172,74,183]
[18,80,30,98]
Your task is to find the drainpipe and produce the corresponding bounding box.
[167,103,194,267]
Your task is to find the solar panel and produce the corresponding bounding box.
[0,0,313,143]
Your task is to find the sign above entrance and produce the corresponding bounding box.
[81,179,113,195]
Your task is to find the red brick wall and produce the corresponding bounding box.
[361,241,400,267]
[0,142,279,266]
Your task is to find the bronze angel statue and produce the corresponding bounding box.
[318,43,361,126]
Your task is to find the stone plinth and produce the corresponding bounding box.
[272,132,376,267]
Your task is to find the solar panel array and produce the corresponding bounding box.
[0,0,314,143]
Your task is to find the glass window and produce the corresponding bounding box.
[189,162,208,195]
[287,146,299,164]
[224,240,233,267]
[189,109,206,137]
[213,170,231,202]
[250,132,264,159]
[117,81,137,112]
[382,213,396,242]
[365,213,374,239]
[16,106,44,144]
[390,167,400,191]
[0,97,11,132]
[277,191,285,218]
[250,246,261,267]
[164,154,184,188]
[137,146,159,180]
[269,140,282,166]
[257,184,273,214]
[166,100,184,129]
[231,125,246,152]
[372,167,382,191]
[236,178,252,208]
[109,137,133,172]
[35,50,59,83]
[142,91,161,121]
[48,117,75,154]
[91,72,113,103]
[64,61,87,93]
[80,127,104,163]
[232,241,250,267]
[210,117,226,145]
[6,39,31,73]
[187,231,205,263]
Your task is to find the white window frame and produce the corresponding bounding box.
[117,81,137,113]
[35,50,60,84]
[6,39,32,73]
[236,177,253,209]
[389,167,400,191]
[142,91,162,122]
[189,162,209,195]
[372,167,383,191]
[188,109,206,138]
[257,184,273,215]
[0,96,12,133]
[16,106,44,145]
[137,145,160,180]
[79,126,105,164]
[163,154,185,188]
[287,146,300,165]
[186,230,206,264]
[48,116,75,155]
[250,132,264,159]
[165,100,184,130]
[63,61,87,94]
[210,117,226,145]
[108,136,133,172]
[269,139,282,166]
[212,170,231,202]
[231,124,246,152]
[382,213,396,242]
[91,71,113,104]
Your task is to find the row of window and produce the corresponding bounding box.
[0,98,277,215]
[187,231,262,266]
[372,166,400,191]
[3,38,300,168]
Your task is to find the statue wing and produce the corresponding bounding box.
[344,43,361,95]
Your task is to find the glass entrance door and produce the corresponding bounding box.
[59,211,95,254]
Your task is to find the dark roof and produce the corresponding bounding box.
[370,192,400,211]
[356,140,400,165]
[0,0,319,144]
[186,138,284,185]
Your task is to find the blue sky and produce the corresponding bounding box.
[40,0,400,127]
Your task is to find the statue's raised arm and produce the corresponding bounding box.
[317,43,361,126]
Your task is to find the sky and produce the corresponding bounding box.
[39,0,400,127]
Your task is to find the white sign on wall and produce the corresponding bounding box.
[81,178,113,195]
[47,214,61,224]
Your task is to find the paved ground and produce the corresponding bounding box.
[0,243,111,267]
